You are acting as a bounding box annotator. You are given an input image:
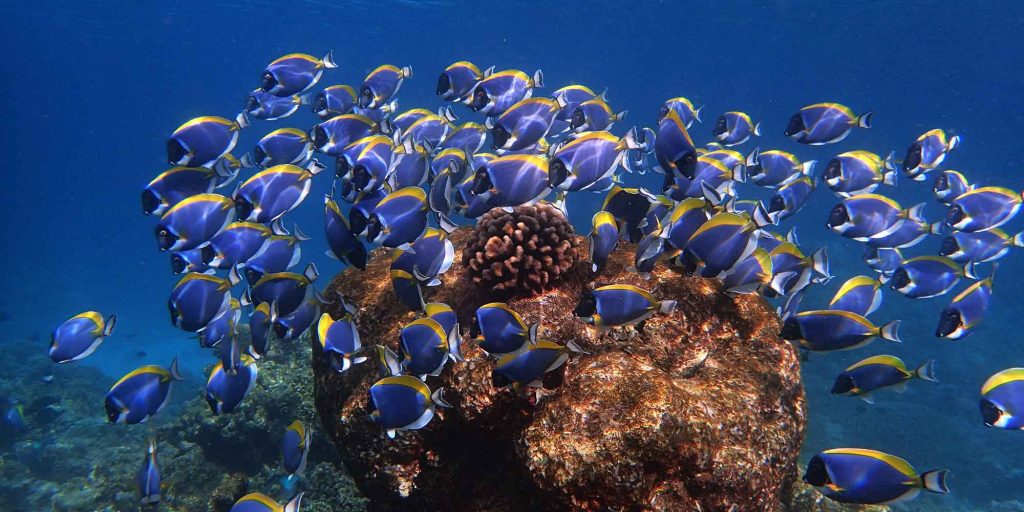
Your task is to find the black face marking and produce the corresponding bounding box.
[253,146,268,167]
[244,267,263,286]
[674,152,697,180]
[103,397,122,423]
[784,113,805,137]
[770,195,788,215]
[903,141,923,172]
[935,308,962,338]
[491,370,511,388]
[830,375,855,395]
[573,294,596,318]
[939,236,959,257]
[657,105,670,121]
[245,95,260,114]
[351,165,372,190]
[156,226,176,252]
[234,196,254,222]
[823,159,843,181]
[470,166,492,196]
[549,158,569,188]
[889,268,911,291]
[779,318,802,340]
[358,86,374,108]
[468,88,488,111]
[933,174,949,194]
[803,456,830,487]
[166,139,189,165]
[490,124,510,150]
[980,399,1002,427]
[312,126,329,150]
[826,204,848,228]
[946,205,965,226]
[141,190,161,216]
[349,208,369,237]
[335,156,351,179]
[170,254,187,274]
[436,73,452,96]
[313,93,329,117]
[570,108,587,130]
[713,115,728,137]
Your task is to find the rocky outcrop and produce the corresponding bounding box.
[314,225,808,511]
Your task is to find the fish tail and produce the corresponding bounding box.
[693,105,703,123]
[732,164,747,183]
[169,357,184,381]
[658,300,677,315]
[295,93,311,105]
[810,248,830,279]
[531,69,545,88]
[239,153,257,169]
[615,109,628,122]
[879,320,902,343]
[882,168,898,186]
[914,359,939,382]
[752,121,762,136]
[962,260,979,280]
[321,50,338,69]
[856,111,873,129]
[1012,231,1024,247]
[104,314,117,337]
[284,492,305,512]
[431,388,452,408]
[401,65,413,78]
[946,135,961,152]
[927,221,944,235]
[882,150,898,172]
[234,111,250,129]
[920,470,951,494]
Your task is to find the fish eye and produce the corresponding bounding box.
[803,457,830,487]
[244,268,263,286]
[352,166,371,190]
[823,159,842,180]
[335,157,351,179]
[673,152,697,179]
[903,142,923,171]
[826,204,848,227]
[349,208,369,237]
[572,294,596,318]
[253,146,267,166]
[358,86,373,108]
[313,93,329,115]
[784,114,804,137]
[436,74,451,96]
[938,237,959,256]
[980,399,1003,427]
[260,71,277,92]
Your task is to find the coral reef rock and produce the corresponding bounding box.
[314,225,811,511]
[462,203,579,295]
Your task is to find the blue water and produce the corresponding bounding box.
[3,1,1024,509]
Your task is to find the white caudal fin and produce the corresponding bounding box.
[947,135,961,152]
[914,359,939,382]
[532,69,544,88]
[401,65,413,78]
[235,112,250,129]
[321,51,338,69]
[293,224,312,241]
[169,357,184,381]
[857,111,873,129]
[284,492,304,512]
[879,320,902,343]
[921,470,950,494]
[303,262,319,282]
[239,153,257,169]
[745,147,760,167]
[658,300,677,314]
[752,121,762,136]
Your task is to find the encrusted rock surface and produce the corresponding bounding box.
[462,203,579,295]
[315,223,810,511]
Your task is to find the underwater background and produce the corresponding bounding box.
[2,0,1024,510]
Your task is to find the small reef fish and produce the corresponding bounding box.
[142,166,236,216]
[475,302,534,356]
[803,448,948,505]
[316,312,366,372]
[935,270,994,339]
[785,103,872,145]
[400,317,462,378]
[244,89,308,121]
[281,419,311,481]
[167,115,249,168]
[137,440,161,505]
[465,68,544,117]
[658,97,702,128]
[588,211,619,272]
[827,275,882,317]
[945,186,1022,232]
[105,358,184,424]
[743,149,814,188]
[780,310,900,352]
[48,311,116,363]
[156,193,235,252]
[230,492,303,512]
[831,355,937,403]
[367,376,450,438]
[712,111,760,146]
[168,267,240,332]
[939,228,1024,264]
[902,128,960,180]
[981,368,1024,430]
[312,85,357,119]
[261,51,337,96]
[206,354,258,414]
[492,339,583,393]
[889,256,976,299]
[573,284,676,330]
[437,61,487,102]
[359,64,412,109]
[234,160,326,223]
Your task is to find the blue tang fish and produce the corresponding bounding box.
[137,440,161,505]
[549,130,639,192]
[863,206,941,250]
[825,194,916,241]
[721,248,773,295]
[767,176,816,223]
[230,492,302,512]
[171,246,214,275]
[261,51,337,97]
[390,269,425,312]
[828,275,882,317]
[235,160,325,223]
[391,228,455,286]
[198,297,240,349]
[167,114,249,168]
[400,317,463,378]
[282,420,311,480]
[143,166,236,216]
[831,355,937,403]
[712,111,760,146]
[493,339,583,393]
[465,69,544,117]
[890,256,976,299]
[574,284,676,330]
[785,103,872,145]
[658,97,702,128]
[362,187,429,250]
[902,128,960,180]
[803,448,949,505]
[341,136,394,201]
[475,302,534,356]
[430,148,470,182]
[935,270,994,339]
[208,221,272,270]
[206,354,258,414]
[168,267,240,332]
[48,311,116,363]
[156,193,235,252]
[244,224,307,285]
[660,197,710,255]
[368,376,450,438]
[589,211,619,272]
[946,186,1022,232]
[683,210,772,279]
[359,64,412,109]
[246,301,275,359]
[981,368,1024,430]
[389,139,431,188]
[243,128,312,168]
[490,97,559,151]
[602,186,669,243]
[390,108,434,133]
[250,263,319,317]
[274,293,324,341]
[317,312,366,373]
[932,169,973,204]
[743,149,815,188]
[402,110,457,149]
[471,154,550,208]
[766,242,830,297]
[310,114,379,156]
[324,196,368,270]
[823,150,897,197]
[569,97,626,133]
[313,85,357,119]
[439,122,488,154]
[939,228,1023,264]
[437,61,487,101]
[654,109,698,178]
[553,85,599,122]
[244,89,307,121]
[781,309,900,352]
[105,358,184,424]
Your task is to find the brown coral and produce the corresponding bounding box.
[462,203,579,295]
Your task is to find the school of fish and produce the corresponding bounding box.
[38,49,1024,508]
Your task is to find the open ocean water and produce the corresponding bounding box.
[2,1,1023,510]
